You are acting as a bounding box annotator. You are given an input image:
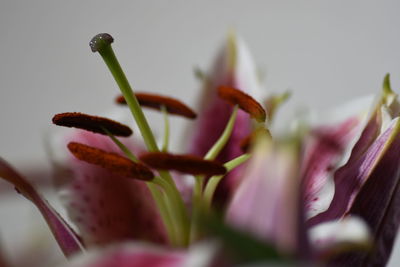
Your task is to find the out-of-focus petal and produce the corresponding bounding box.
[328,118,400,266]
[308,118,400,265]
[187,33,261,204]
[309,117,400,226]
[308,216,370,260]
[60,130,167,247]
[64,241,218,267]
[0,158,84,258]
[226,136,304,255]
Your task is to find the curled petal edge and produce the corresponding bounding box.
[0,158,85,258]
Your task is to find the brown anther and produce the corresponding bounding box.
[67,142,153,181]
[139,152,226,176]
[218,85,266,122]
[53,112,133,137]
[116,92,197,119]
[240,128,272,153]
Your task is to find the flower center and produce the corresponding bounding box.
[53,33,267,248]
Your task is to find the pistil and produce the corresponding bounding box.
[90,33,189,246]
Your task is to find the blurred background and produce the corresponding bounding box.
[1,0,400,266]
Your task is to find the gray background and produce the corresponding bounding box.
[0,0,400,265]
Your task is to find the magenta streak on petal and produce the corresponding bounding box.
[62,130,167,247]
[301,117,360,216]
[345,109,382,163]
[308,117,396,227]
[0,158,84,258]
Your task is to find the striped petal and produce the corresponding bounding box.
[309,118,400,266]
[302,115,364,219]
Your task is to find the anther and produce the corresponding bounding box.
[67,142,153,181]
[218,85,266,122]
[116,93,197,119]
[139,152,227,176]
[52,112,133,137]
[89,33,114,53]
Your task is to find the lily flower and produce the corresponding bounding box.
[1,31,400,267]
[0,32,261,266]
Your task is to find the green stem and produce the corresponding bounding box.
[97,44,158,152]
[146,183,177,246]
[205,105,238,160]
[153,176,189,246]
[189,175,205,243]
[161,105,170,152]
[203,154,251,211]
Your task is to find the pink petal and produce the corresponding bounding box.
[65,242,217,267]
[327,118,400,266]
[0,158,84,258]
[60,130,167,247]
[67,243,185,267]
[301,116,361,218]
[308,114,394,226]
[187,34,260,203]
[226,137,305,255]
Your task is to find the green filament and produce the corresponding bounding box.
[205,105,238,160]
[161,105,170,152]
[203,154,251,210]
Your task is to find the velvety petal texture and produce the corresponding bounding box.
[0,158,84,258]
[188,33,261,202]
[60,130,167,247]
[226,136,304,255]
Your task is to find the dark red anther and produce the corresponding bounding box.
[116,92,197,119]
[139,152,226,176]
[67,142,153,181]
[53,112,133,137]
[218,85,266,123]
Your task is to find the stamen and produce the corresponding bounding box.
[67,142,153,181]
[240,128,272,153]
[139,152,227,176]
[218,85,266,122]
[52,112,133,137]
[116,93,197,119]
